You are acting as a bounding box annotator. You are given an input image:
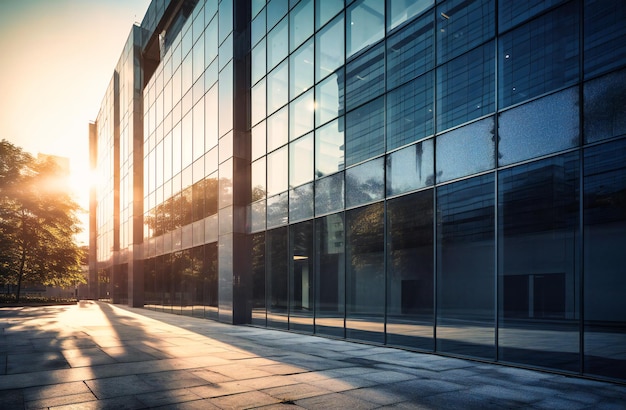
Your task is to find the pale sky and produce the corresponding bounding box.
[0,0,151,244]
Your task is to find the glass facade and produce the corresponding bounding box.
[91,0,626,383]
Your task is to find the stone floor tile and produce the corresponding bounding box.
[209,363,275,380]
[210,390,282,409]
[25,392,97,410]
[6,352,70,374]
[294,392,379,409]
[343,386,410,406]
[187,380,255,399]
[190,369,234,384]
[22,381,91,401]
[135,387,202,407]
[358,370,417,384]
[49,395,147,410]
[152,398,221,409]
[262,382,334,401]
[0,388,24,409]
[237,374,299,390]
[85,374,160,399]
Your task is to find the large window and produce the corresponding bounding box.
[436,41,495,132]
[437,173,495,359]
[436,0,495,64]
[346,97,384,166]
[499,1,579,108]
[346,202,385,343]
[436,117,495,183]
[584,0,626,78]
[387,191,434,350]
[315,213,346,338]
[498,152,580,372]
[345,43,384,111]
[346,0,384,58]
[267,227,288,329]
[583,139,626,380]
[290,221,314,333]
[498,87,579,166]
[386,71,434,150]
[386,10,434,90]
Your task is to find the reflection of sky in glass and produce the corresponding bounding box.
[436,117,495,183]
[499,87,579,166]
[315,119,345,177]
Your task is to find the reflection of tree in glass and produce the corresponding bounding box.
[145,177,219,237]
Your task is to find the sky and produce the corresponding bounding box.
[0,0,151,244]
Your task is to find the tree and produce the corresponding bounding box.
[0,140,86,302]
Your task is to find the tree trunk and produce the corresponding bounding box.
[16,246,26,303]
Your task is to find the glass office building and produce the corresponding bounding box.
[90,0,626,382]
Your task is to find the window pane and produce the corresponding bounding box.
[346,44,384,111]
[251,8,266,48]
[290,0,313,51]
[437,173,495,359]
[498,152,580,372]
[251,79,266,126]
[289,90,314,140]
[346,202,385,343]
[251,121,266,161]
[289,182,314,222]
[347,0,385,58]
[583,139,626,380]
[346,157,384,208]
[316,14,345,82]
[498,0,566,33]
[267,192,288,228]
[251,158,266,201]
[267,146,288,195]
[316,0,343,30]
[315,118,345,177]
[315,213,346,338]
[386,139,434,196]
[584,69,626,144]
[315,72,345,127]
[267,227,288,329]
[436,117,495,183]
[387,0,433,31]
[345,96,384,166]
[290,39,314,99]
[267,16,288,70]
[289,133,314,188]
[251,233,266,326]
[267,60,288,114]
[267,0,288,30]
[387,10,434,90]
[267,106,288,152]
[251,39,266,86]
[387,71,434,150]
[437,41,495,132]
[387,190,434,350]
[251,200,266,232]
[289,221,314,333]
[436,0,495,64]
[498,87,579,167]
[315,172,345,215]
[499,2,579,108]
[584,0,626,78]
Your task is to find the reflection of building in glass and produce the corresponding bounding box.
[90,0,626,382]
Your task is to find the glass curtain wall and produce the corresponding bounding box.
[242,0,626,383]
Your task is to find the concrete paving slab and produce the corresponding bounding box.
[0,302,624,410]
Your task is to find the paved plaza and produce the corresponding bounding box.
[0,301,624,409]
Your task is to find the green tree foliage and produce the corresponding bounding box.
[0,139,86,302]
